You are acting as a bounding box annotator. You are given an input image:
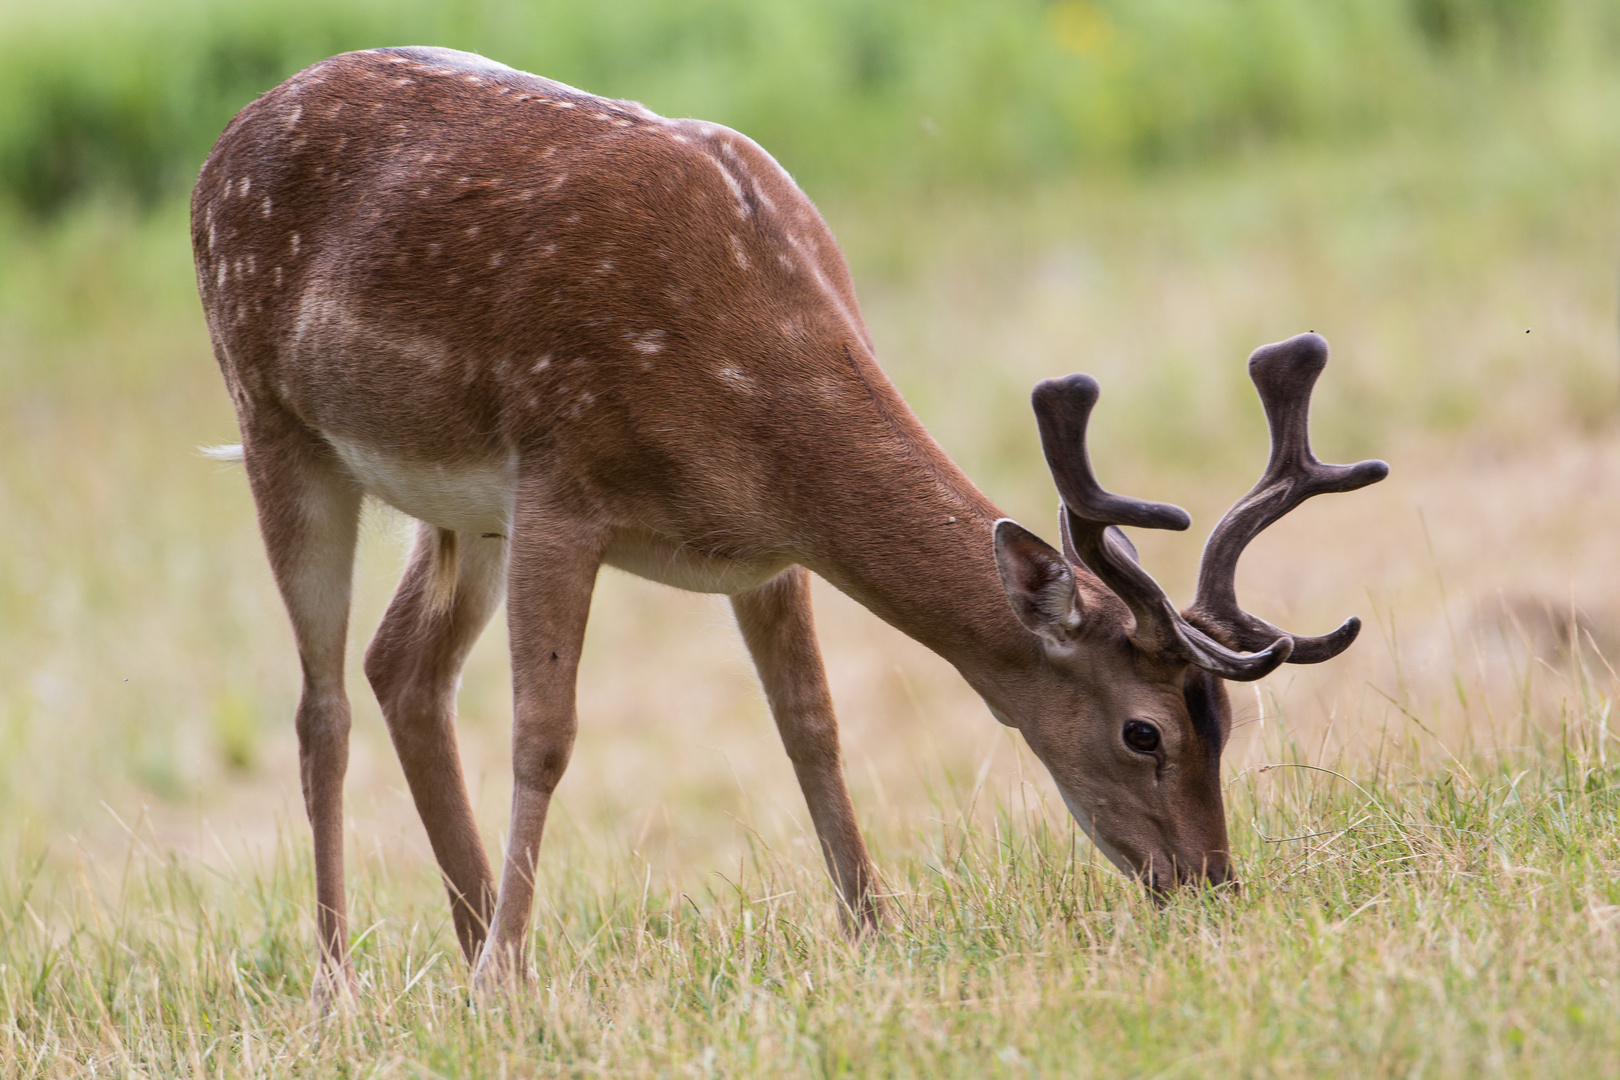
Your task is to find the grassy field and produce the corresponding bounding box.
[4,2,1620,1076]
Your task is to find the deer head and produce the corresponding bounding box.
[993,332,1387,891]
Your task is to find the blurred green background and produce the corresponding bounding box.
[2,0,1615,214]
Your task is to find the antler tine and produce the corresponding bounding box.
[1186,333,1389,664]
[1031,375,1192,534]
[1032,375,1293,682]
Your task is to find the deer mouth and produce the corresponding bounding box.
[1059,793,1238,893]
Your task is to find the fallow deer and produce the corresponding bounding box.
[190,47,1387,996]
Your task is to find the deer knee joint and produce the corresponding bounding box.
[513,734,573,796]
[294,694,350,746]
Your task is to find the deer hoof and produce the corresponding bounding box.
[310,961,360,1017]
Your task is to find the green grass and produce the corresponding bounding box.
[2,724,1617,1076]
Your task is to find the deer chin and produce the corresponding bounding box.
[1056,791,1228,895]
[1058,791,1150,882]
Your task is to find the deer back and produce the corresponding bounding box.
[192,47,956,556]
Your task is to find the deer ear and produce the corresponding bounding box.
[994,519,1082,640]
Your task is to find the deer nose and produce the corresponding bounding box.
[1197,854,1238,891]
[1143,854,1237,898]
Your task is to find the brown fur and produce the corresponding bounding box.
[194,48,1254,996]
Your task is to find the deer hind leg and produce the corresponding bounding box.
[472,500,603,989]
[239,406,363,1004]
[364,524,507,965]
[732,566,885,932]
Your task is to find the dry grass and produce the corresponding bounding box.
[1,110,1619,1075]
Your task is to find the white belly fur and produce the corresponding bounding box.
[326,435,516,536]
[324,435,787,594]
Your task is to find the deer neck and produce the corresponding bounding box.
[788,360,1044,697]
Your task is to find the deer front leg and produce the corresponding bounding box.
[472,504,602,990]
[239,405,363,1007]
[364,524,507,965]
[732,566,885,932]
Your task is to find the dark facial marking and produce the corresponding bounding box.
[1182,669,1225,753]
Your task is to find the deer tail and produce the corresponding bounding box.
[422,527,459,616]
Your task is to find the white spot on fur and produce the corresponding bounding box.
[274,266,284,287]
[531,354,552,372]
[215,264,227,287]
[490,252,504,267]
[291,234,302,256]
[237,176,252,197]
[466,225,480,237]
[718,367,755,394]
[729,235,750,271]
[284,105,302,128]
[598,260,614,274]
[628,329,665,355]
[708,156,749,217]
[260,196,273,217]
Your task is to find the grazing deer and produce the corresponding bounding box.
[191,47,1386,996]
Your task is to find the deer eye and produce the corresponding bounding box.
[1123,720,1161,754]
